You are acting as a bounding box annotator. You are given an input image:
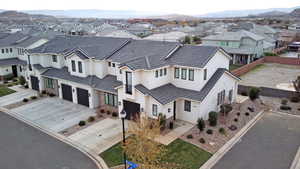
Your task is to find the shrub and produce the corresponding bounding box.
[159,113,167,130]
[281,99,288,105]
[24,84,29,88]
[199,138,206,144]
[219,128,226,135]
[97,114,103,118]
[78,121,86,126]
[41,90,47,95]
[112,112,118,117]
[49,93,56,97]
[169,121,174,129]
[3,81,8,84]
[12,79,18,82]
[290,96,300,103]
[249,87,260,101]
[30,96,37,100]
[197,118,206,132]
[264,52,278,56]
[7,84,13,87]
[241,91,248,96]
[280,105,291,111]
[229,125,237,131]
[106,111,111,115]
[245,112,250,116]
[206,129,213,135]
[234,118,238,122]
[186,134,193,139]
[100,109,105,113]
[87,116,95,122]
[19,76,26,86]
[208,111,218,126]
[23,98,29,102]
[220,104,233,115]
[237,112,240,116]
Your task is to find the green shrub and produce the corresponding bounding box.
[30,96,37,100]
[78,121,86,126]
[249,87,260,101]
[197,118,206,132]
[264,52,278,56]
[241,91,248,96]
[24,84,29,88]
[41,90,47,95]
[106,111,111,115]
[186,134,193,139]
[199,138,206,144]
[280,105,291,111]
[208,111,218,126]
[290,96,300,103]
[49,93,56,97]
[219,128,226,135]
[87,116,95,122]
[112,112,118,117]
[19,76,25,85]
[23,98,29,102]
[220,104,233,115]
[234,118,238,122]
[3,74,14,81]
[159,113,167,130]
[281,99,288,105]
[206,129,213,135]
[7,84,13,87]
[245,112,250,116]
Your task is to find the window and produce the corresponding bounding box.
[160,69,163,76]
[184,100,191,112]
[45,78,54,89]
[112,63,115,67]
[217,90,225,105]
[125,71,132,95]
[28,55,32,71]
[1,49,4,53]
[119,69,122,74]
[174,67,180,79]
[5,48,8,53]
[152,104,158,116]
[229,89,233,102]
[204,69,207,80]
[181,68,187,80]
[108,62,111,67]
[168,108,171,113]
[155,70,158,78]
[104,93,118,107]
[164,68,167,75]
[188,69,194,81]
[71,60,76,72]
[10,48,12,53]
[19,66,22,72]
[78,61,83,73]
[52,55,57,62]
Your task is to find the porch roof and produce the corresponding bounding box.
[41,67,121,93]
[135,68,229,105]
[0,58,27,66]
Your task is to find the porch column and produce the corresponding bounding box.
[247,55,251,64]
[232,54,236,64]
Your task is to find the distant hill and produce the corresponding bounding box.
[0,10,57,22]
[290,8,300,17]
[254,10,287,17]
[199,6,300,18]
[147,14,198,21]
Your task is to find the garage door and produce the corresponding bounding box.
[61,84,73,102]
[76,88,89,107]
[30,76,39,91]
[123,100,140,120]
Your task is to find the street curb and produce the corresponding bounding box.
[199,110,265,169]
[290,147,300,169]
[271,110,300,119]
[0,107,109,169]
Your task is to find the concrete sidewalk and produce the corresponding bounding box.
[0,86,37,106]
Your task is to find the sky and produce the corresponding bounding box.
[1,0,299,15]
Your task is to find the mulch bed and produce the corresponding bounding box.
[261,96,300,116]
[180,99,266,153]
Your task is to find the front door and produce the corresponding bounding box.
[173,101,176,121]
[12,65,18,77]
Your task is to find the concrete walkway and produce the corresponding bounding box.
[68,118,124,154]
[0,86,37,106]
[155,120,194,145]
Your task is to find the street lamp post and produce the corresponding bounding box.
[120,110,127,169]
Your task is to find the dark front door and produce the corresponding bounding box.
[61,84,73,102]
[173,101,176,121]
[76,88,89,107]
[123,100,140,120]
[30,76,39,91]
[12,65,18,77]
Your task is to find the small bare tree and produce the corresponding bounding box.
[293,76,300,96]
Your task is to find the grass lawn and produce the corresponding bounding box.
[229,64,243,71]
[0,85,16,97]
[100,139,212,169]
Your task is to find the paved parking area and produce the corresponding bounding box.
[11,97,96,132]
[240,63,300,88]
[212,112,300,169]
[0,86,37,106]
[68,118,123,154]
[0,111,99,169]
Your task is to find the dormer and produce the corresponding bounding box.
[65,48,91,78]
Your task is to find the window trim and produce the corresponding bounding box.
[104,93,118,107]
[52,55,57,63]
[184,100,191,112]
[181,68,187,80]
[78,61,83,73]
[125,71,132,95]
[174,67,180,79]
[152,104,158,116]
[71,60,76,72]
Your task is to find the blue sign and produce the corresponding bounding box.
[126,160,138,169]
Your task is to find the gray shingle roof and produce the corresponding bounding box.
[203,30,264,41]
[29,35,130,60]
[135,68,231,104]
[0,32,43,48]
[41,67,121,93]
[0,58,27,66]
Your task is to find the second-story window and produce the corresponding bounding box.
[152,104,158,116]
[52,55,57,63]
[108,62,111,67]
[155,70,158,78]
[204,69,207,80]
[78,61,83,73]
[181,68,187,80]
[112,63,116,67]
[174,67,180,79]
[188,69,194,81]
[5,48,8,53]
[125,71,132,95]
[1,49,4,53]
[160,69,163,76]
[10,48,12,53]
[164,68,167,75]
[71,60,76,72]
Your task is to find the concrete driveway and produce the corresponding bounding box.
[0,111,99,169]
[0,86,37,106]
[212,112,300,169]
[68,118,123,154]
[11,97,96,132]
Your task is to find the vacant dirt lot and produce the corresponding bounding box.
[239,63,300,89]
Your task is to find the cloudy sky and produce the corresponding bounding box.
[1,0,299,15]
